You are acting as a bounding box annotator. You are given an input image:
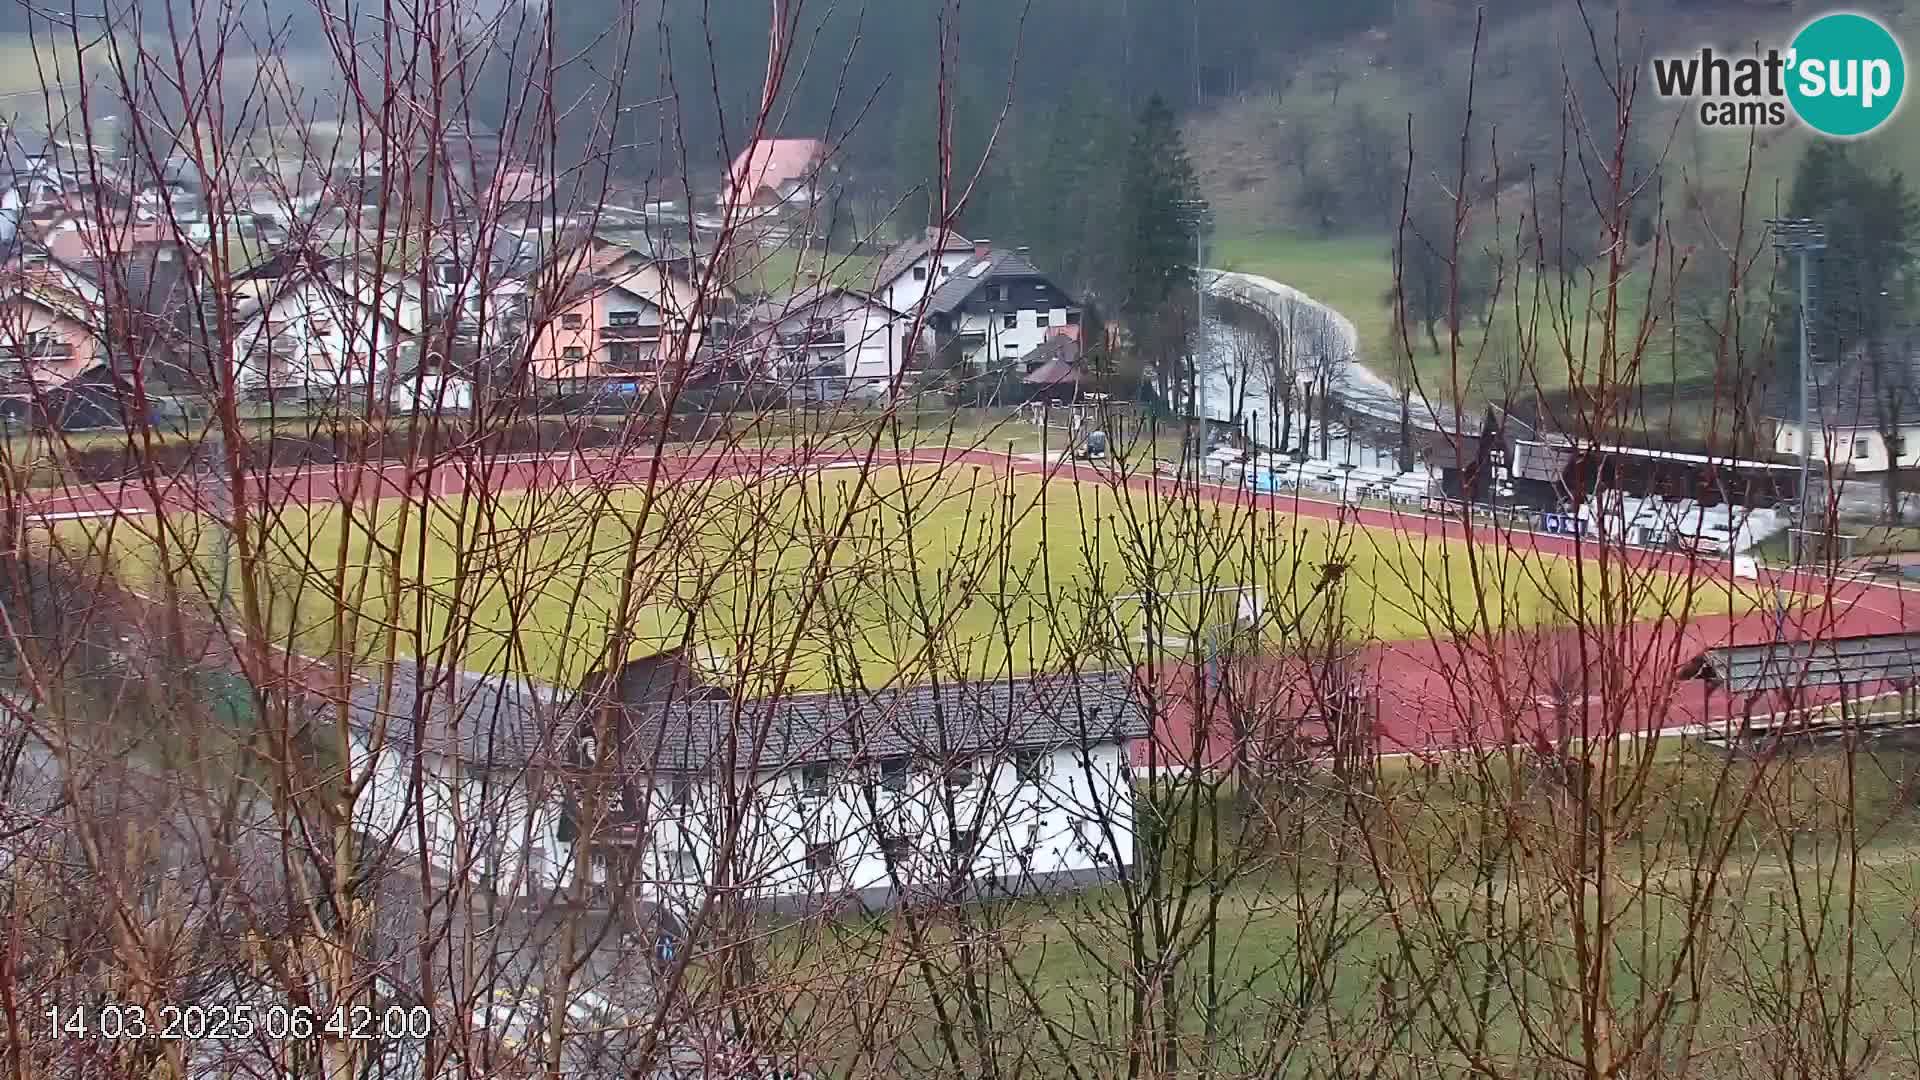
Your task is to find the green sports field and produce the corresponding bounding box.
[65,466,1756,692]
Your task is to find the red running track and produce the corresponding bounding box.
[21,443,1914,631]
[21,444,1915,757]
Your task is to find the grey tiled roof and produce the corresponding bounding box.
[743,283,901,325]
[609,669,1145,772]
[1691,632,1920,694]
[1768,341,1920,427]
[870,226,972,292]
[924,248,1051,315]
[345,660,571,767]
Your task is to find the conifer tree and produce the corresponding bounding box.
[1119,94,1205,403]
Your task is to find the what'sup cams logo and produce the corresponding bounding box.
[1652,11,1906,137]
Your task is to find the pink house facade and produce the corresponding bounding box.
[526,265,705,387]
[0,273,105,397]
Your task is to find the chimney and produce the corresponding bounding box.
[973,238,991,260]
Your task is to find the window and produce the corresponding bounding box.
[1015,749,1048,783]
[805,841,836,874]
[310,318,334,338]
[802,763,831,797]
[1002,314,1018,330]
[606,343,651,372]
[1035,312,1050,328]
[945,758,976,791]
[1854,436,1872,460]
[1892,434,1909,460]
[984,285,1001,303]
[879,757,911,793]
[562,313,584,329]
[562,345,584,359]
[608,310,641,327]
[912,266,928,281]
[436,262,460,285]
[949,826,977,862]
[669,779,692,806]
[1065,310,1081,326]
[877,830,912,862]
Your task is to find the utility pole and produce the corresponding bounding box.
[1767,217,1826,635]
[1177,198,1213,473]
[205,423,233,616]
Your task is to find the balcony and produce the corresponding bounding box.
[0,341,76,361]
[776,324,844,348]
[603,344,659,376]
[600,324,663,343]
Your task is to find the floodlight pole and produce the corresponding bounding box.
[1767,217,1826,635]
[1178,198,1213,475]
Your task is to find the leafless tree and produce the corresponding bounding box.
[0,2,1912,1079]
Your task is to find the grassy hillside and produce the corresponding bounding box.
[1188,1,1920,411]
[0,33,116,133]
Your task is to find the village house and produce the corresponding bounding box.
[869,226,979,314]
[419,224,542,354]
[1017,333,1092,403]
[525,260,704,390]
[347,656,1147,915]
[582,668,1146,912]
[347,661,577,899]
[924,241,1081,373]
[0,257,108,399]
[477,164,560,227]
[1771,341,1920,476]
[0,126,116,211]
[745,284,929,399]
[27,212,213,391]
[230,252,419,395]
[719,138,832,220]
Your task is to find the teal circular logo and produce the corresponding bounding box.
[1787,12,1906,137]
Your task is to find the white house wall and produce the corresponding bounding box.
[955,305,1072,370]
[350,738,572,898]
[587,741,1136,912]
[234,281,399,390]
[1776,421,1920,475]
[770,295,921,383]
[880,251,974,315]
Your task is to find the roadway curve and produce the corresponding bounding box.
[1202,268,1464,438]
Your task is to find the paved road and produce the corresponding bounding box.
[1203,268,1466,437]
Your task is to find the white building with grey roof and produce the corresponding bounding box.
[347,658,1147,916]
[923,241,1083,374]
[1770,341,1920,476]
[347,662,580,900]
[586,667,1148,913]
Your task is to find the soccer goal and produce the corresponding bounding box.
[1105,585,1264,656]
[1786,527,1860,565]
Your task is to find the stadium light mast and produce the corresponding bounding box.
[1767,217,1825,635]
[1178,198,1214,472]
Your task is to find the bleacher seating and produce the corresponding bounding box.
[1234,441,1789,555]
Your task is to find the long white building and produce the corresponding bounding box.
[348,660,1146,915]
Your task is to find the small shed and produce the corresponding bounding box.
[1019,336,1085,403]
